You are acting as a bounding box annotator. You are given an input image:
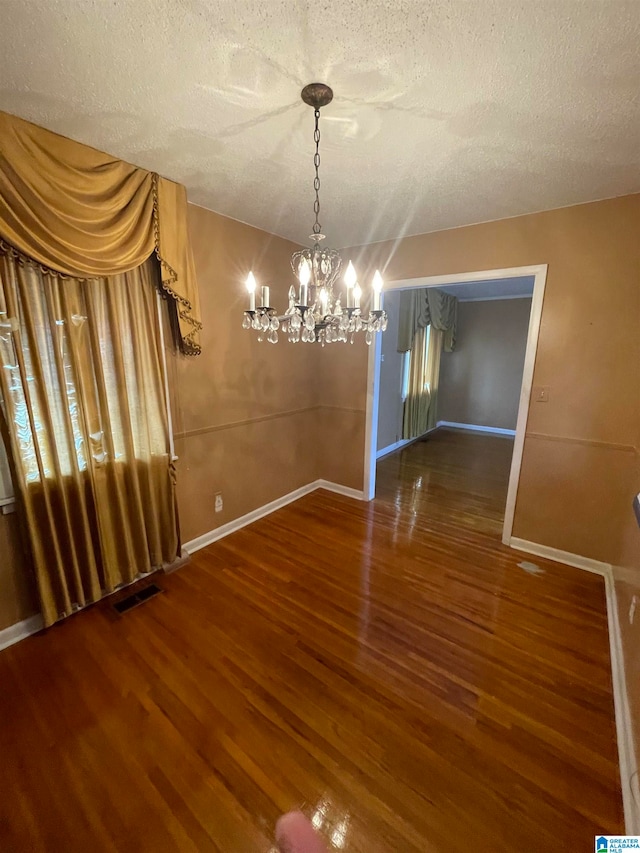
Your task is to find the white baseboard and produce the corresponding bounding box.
[509,536,638,833]
[376,438,412,459]
[437,420,516,437]
[315,480,365,502]
[184,479,364,555]
[509,537,612,577]
[0,614,44,652]
[376,427,440,460]
[606,573,640,835]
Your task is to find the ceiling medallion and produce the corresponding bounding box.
[242,83,387,346]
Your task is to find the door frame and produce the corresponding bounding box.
[363,263,548,545]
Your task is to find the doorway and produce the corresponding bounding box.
[363,264,548,545]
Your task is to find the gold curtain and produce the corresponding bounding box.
[0,251,180,626]
[0,110,201,355]
[425,327,444,431]
[403,327,444,439]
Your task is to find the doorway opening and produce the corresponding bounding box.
[363,265,548,545]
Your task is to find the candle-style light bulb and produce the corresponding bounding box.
[299,259,311,287]
[353,283,362,309]
[344,260,357,288]
[372,269,383,311]
[246,271,257,311]
[345,260,357,308]
[319,287,329,316]
[298,258,311,306]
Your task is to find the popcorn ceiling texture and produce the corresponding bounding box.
[0,0,638,247]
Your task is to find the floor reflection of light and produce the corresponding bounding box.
[308,797,351,850]
[311,797,329,830]
[330,816,350,849]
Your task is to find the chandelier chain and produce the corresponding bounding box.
[241,83,388,346]
[312,108,321,235]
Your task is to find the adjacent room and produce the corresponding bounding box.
[375,276,535,539]
[0,3,639,852]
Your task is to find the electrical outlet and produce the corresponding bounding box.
[630,595,637,625]
[214,492,223,513]
[534,385,550,403]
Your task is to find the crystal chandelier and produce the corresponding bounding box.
[242,83,387,346]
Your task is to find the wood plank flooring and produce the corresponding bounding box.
[0,428,623,851]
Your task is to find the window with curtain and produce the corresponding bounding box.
[401,325,431,401]
[0,250,180,626]
[0,265,167,481]
[402,324,443,440]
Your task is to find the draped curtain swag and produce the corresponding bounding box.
[397,287,457,354]
[0,110,201,355]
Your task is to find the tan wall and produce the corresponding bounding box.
[314,337,367,492]
[171,204,319,544]
[335,193,640,564]
[377,290,404,451]
[438,298,532,430]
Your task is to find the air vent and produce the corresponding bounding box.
[112,582,163,614]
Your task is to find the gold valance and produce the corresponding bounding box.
[397,288,457,354]
[0,110,201,355]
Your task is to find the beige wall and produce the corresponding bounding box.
[314,337,367,492]
[438,298,531,430]
[376,290,404,451]
[171,204,319,544]
[333,193,640,565]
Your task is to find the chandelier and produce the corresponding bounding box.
[242,83,387,346]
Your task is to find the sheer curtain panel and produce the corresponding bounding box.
[0,252,180,626]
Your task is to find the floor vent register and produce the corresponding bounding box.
[112,583,163,614]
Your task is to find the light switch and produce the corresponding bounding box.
[534,385,550,402]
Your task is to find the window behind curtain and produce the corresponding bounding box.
[402,324,431,400]
[0,255,169,487]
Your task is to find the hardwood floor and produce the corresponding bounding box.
[377,427,516,538]
[0,429,623,851]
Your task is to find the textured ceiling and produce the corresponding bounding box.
[0,0,639,247]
